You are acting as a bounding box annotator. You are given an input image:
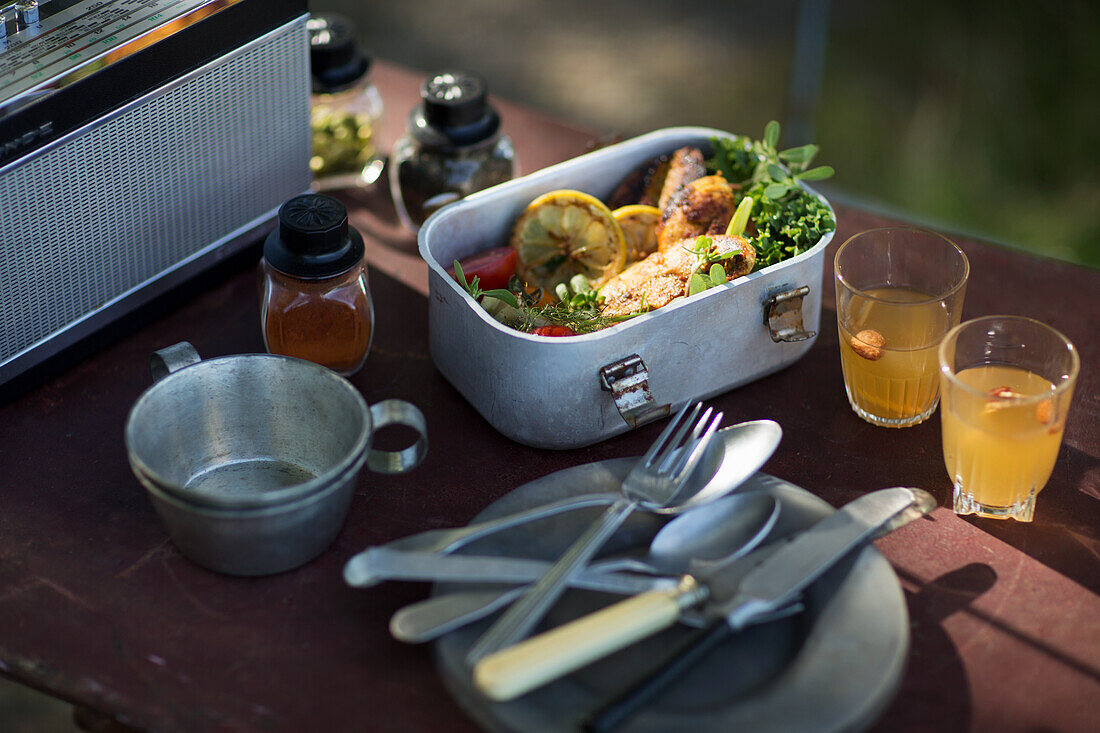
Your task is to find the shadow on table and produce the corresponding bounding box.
[874,564,989,732]
[883,561,1100,733]
[962,443,1100,597]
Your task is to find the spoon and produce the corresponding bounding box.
[345,419,781,588]
[389,491,780,643]
[467,414,783,663]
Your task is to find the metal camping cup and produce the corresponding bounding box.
[125,342,428,576]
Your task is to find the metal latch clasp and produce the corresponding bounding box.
[598,355,670,428]
[763,286,816,343]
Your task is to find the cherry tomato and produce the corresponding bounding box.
[530,325,577,337]
[448,246,518,291]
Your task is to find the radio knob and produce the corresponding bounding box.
[15,0,38,29]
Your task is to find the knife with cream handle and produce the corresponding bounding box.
[472,487,935,702]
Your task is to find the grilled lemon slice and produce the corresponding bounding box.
[612,204,661,263]
[511,190,627,293]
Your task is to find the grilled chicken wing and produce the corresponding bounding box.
[607,157,670,209]
[595,147,752,323]
[708,233,756,278]
[656,174,737,251]
[657,147,707,211]
[599,234,755,319]
[599,245,696,318]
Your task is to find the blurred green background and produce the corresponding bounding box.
[324,0,1100,268]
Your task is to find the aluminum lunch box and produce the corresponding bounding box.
[418,126,834,449]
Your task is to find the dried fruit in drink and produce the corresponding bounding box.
[850,329,886,361]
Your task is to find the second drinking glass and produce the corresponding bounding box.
[938,316,1079,521]
[834,227,969,427]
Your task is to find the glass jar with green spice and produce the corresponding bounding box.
[389,70,516,232]
[308,13,384,191]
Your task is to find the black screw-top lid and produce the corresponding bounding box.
[409,70,500,147]
[308,13,371,94]
[263,194,364,279]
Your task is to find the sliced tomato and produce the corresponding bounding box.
[448,246,518,291]
[530,325,577,337]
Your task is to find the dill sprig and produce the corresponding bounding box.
[521,274,642,333]
[523,303,645,333]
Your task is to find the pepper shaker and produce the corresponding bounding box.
[308,13,385,191]
[389,70,516,232]
[260,194,374,376]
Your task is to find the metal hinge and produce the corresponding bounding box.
[598,355,670,428]
[763,286,817,343]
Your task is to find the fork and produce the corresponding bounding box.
[466,402,723,664]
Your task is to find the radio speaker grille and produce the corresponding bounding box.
[0,18,310,367]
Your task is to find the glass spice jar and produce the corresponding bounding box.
[389,70,515,232]
[308,13,385,191]
[260,194,374,376]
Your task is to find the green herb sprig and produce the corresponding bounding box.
[710,120,834,200]
[554,274,601,310]
[756,120,834,201]
[707,121,837,271]
[686,235,741,267]
[522,275,632,333]
[687,265,729,296]
[684,235,743,295]
[452,260,518,307]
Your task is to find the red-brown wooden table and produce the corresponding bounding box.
[1,62,1097,732]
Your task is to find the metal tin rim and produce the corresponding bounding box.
[417,126,835,341]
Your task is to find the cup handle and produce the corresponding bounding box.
[150,342,201,382]
[367,399,428,474]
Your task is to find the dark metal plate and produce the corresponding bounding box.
[432,465,909,732]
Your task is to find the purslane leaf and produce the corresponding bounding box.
[688,273,709,296]
[778,144,818,167]
[764,183,790,199]
[795,165,835,181]
[766,163,790,182]
[764,120,780,149]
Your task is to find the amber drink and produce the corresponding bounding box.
[939,317,1079,521]
[834,228,968,427]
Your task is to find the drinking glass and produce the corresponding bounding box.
[938,316,1079,521]
[834,227,969,427]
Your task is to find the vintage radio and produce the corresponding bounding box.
[0,0,311,399]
